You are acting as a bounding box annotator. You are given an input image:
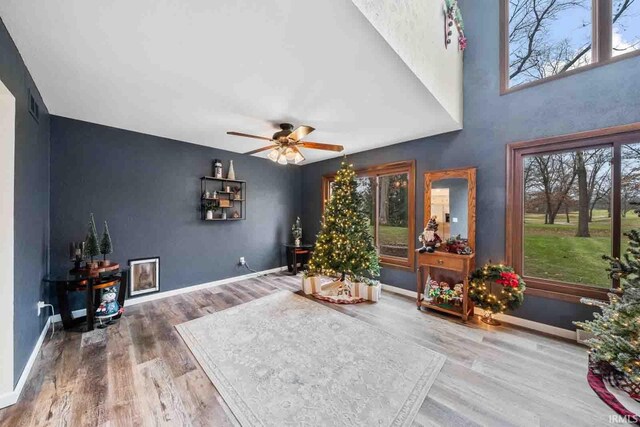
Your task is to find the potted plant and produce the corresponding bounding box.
[291,217,302,246]
[204,201,219,220]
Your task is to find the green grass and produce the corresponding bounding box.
[378,225,409,247]
[366,210,640,289]
[523,209,640,287]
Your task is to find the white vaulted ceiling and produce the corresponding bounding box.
[0,0,462,163]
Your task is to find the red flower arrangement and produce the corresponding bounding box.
[496,272,521,288]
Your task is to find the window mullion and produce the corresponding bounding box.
[594,0,613,62]
[612,142,622,289]
[374,176,380,250]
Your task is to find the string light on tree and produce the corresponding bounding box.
[308,161,380,291]
[576,209,640,391]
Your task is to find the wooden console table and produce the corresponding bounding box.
[43,265,128,331]
[416,250,475,321]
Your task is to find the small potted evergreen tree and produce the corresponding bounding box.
[100,221,113,266]
[85,213,100,269]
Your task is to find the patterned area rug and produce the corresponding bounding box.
[176,291,446,426]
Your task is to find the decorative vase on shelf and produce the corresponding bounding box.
[295,238,301,247]
[222,210,227,220]
[206,210,214,220]
[213,159,223,179]
[227,160,236,180]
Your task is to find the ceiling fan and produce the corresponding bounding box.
[227,123,344,165]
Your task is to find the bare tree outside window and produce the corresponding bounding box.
[613,0,640,56]
[523,147,612,287]
[507,0,638,88]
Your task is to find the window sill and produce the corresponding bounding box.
[380,255,414,272]
[523,276,611,304]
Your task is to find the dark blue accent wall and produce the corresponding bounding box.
[50,117,300,310]
[299,0,640,330]
[0,19,51,386]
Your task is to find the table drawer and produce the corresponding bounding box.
[423,256,464,271]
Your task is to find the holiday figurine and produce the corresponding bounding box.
[418,216,442,253]
[95,287,123,328]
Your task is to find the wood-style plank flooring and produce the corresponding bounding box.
[0,273,612,426]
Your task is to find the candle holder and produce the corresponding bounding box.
[69,242,85,271]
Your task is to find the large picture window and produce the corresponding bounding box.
[322,161,416,270]
[501,0,640,92]
[507,123,640,301]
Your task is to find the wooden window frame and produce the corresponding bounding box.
[506,122,640,303]
[322,160,416,271]
[500,0,640,94]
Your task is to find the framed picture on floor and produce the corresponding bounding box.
[129,257,160,296]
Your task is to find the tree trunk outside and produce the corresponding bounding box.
[565,203,570,223]
[576,152,590,237]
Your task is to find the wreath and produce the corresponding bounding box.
[469,264,526,314]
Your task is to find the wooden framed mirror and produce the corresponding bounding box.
[424,167,476,251]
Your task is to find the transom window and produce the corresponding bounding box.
[322,161,416,270]
[507,125,640,301]
[502,0,640,91]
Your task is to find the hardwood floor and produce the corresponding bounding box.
[0,273,610,426]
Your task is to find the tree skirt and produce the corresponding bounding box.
[176,291,446,426]
[313,279,365,304]
[588,369,639,422]
[313,293,365,304]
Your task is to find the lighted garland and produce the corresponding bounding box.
[469,264,526,315]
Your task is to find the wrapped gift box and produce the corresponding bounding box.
[351,281,382,302]
[301,275,325,295]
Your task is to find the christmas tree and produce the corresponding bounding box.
[308,161,380,282]
[575,210,640,384]
[85,213,100,262]
[100,221,113,261]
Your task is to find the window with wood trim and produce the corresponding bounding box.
[501,0,640,92]
[322,161,416,270]
[507,123,640,302]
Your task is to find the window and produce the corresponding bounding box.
[507,124,640,301]
[322,161,416,270]
[501,0,640,92]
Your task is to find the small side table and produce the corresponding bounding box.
[43,266,129,331]
[284,244,314,275]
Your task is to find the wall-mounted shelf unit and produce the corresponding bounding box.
[200,176,246,221]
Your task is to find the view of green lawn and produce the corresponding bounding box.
[524,209,639,287]
[370,210,638,288]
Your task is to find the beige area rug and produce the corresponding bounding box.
[176,291,446,426]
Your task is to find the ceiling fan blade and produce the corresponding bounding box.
[244,145,278,155]
[227,131,274,142]
[298,141,344,152]
[287,125,315,142]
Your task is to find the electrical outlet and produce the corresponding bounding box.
[239,257,246,266]
[37,301,46,316]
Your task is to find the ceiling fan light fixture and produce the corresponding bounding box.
[293,150,305,164]
[277,148,288,165]
[267,148,280,162]
[284,147,297,161]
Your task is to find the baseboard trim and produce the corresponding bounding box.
[4,266,286,409]
[0,316,51,409]
[381,283,577,341]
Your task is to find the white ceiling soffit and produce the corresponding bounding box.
[0,0,462,164]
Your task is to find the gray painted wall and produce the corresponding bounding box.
[49,117,301,310]
[0,19,51,385]
[299,0,640,330]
